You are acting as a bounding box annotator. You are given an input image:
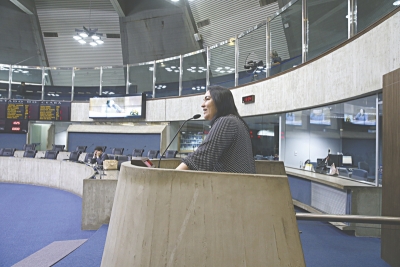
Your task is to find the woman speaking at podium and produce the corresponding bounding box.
[176,86,255,174]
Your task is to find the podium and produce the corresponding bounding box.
[101,160,305,266]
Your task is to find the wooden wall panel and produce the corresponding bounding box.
[381,67,400,266]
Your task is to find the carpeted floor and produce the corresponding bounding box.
[0,182,392,267]
[0,183,95,267]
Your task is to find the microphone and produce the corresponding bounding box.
[158,114,201,168]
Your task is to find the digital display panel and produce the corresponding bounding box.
[285,111,302,126]
[0,99,71,133]
[310,107,331,125]
[344,103,376,125]
[88,94,146,119]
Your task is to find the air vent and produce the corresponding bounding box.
[259,0,277,7]
[106,34,120,38]
[43,32,58,37]
[197,19,210,29]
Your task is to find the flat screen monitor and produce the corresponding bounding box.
[310,107,331,125]
[285,111,302,126]
[327,154,343,167]
[344,103,376,125]
[88,94,146,119]
[342,156,352,165]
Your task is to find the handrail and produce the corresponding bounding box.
[296,213,400,225]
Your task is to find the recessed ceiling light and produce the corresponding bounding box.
[394,0,400,5]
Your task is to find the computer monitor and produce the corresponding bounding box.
[342,156,352,166]
[327,154,343,167]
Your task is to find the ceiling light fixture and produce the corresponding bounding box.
[394,0,400,5]
[73,0,104,46]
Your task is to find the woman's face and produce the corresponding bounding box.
[202,90,217,121]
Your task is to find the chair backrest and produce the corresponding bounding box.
[45,150,59,160]
[84,152,94,163]
[0,148,16,157]
[112,148,124,155]
[165,150,178,158]
[358,161,370,173]
[23,144,36,151]
[337,167,350,178]
[117,155,131,170]
[147,150,159,159]
[69,151,82,161]
[52,144,65,152]
[23,150,37,158]
[132,149,144,157]
[75,146,87,153]
[352,168,368,181]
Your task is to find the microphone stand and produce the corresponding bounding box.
[158,114,201,168]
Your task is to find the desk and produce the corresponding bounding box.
[286,167,382,237]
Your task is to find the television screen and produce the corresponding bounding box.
[88,94,146,119]
[310,107,331,125]
[285,111,302,126]
[342,156,352,165]
[344,104,376,125]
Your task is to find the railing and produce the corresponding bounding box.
[0,1,398,101]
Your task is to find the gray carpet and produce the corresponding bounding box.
[12,239,87,267]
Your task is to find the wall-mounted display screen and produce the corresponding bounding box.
[310,107,331,125]
[285,111,302,126]
[88,94,146,119]
[344,103,376,125]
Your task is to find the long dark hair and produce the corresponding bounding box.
[208,85,249,130]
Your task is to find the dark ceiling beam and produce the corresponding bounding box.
[109,0,126,17]
[9,0,35,15]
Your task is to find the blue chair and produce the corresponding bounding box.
[338,167,352,178]
[44,150,59,160]
[164,150,178,158]
[23,150,37,158]
[112,148,124,155]
[0,148,16,157]
[132,149,144,157]
[352,169,368,181]
[147,150,159,159]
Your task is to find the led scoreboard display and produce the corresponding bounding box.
[0,99,71,133]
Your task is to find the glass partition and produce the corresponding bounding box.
[182,50,207,96]
[155,57,180,98]
[308,0,347,60]
[209,41,235,88]
[101,66,126,96]
[44,67,73,101]
[73,67,100,101]
[270,0,302,76]
[11,66,42,99]
[0,64,10,99]
[281,94,378,184]
[357,0,398,33]
[243,114,280,160]
[128,62,154,98]
[238,24,267,86]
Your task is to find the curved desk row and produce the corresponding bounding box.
[0,156,94,196]
[286,167,382,237]
[101,160,305,267]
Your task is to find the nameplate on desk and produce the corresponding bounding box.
[131,157,154,168]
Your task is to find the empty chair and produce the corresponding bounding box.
[23,150,37,158]
[351,168,368,181]
[84,152,94,163]
[23,144,36,151]
[116,155,131,170]
[0,148,16,157]
[44,150,59,160]
[112,148,124,155]
[164,150,178,158]
[75,146,87,153]
[358,161,370,174]
[51,144,65,152]
[65,151,82,162]
[132,149,144,157]
[337,167,352,178]
[147,150,159,159]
